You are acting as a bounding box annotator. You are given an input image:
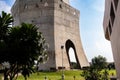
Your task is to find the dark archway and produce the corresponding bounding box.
[65,39,81,69]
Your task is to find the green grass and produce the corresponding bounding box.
[0,69,116,80]
[17,70,84,80]
[0,74,3,80]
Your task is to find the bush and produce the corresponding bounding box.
[81,55,109,80]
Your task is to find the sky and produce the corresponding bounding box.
[0,0,114,62]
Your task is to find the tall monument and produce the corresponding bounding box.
[11,0,89,70]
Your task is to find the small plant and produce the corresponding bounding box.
[81,67,102,80]
[101,69,109,80]
[81,55,109,80]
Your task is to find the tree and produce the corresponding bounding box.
[0,11,13,63]
[0,11,13,80]
[0,11,48,80]
[6,23,48,80]
[0,11,13,40]
[91,55,107,70]
[81,55,108,80]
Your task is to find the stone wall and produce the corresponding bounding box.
[11,0,89,70]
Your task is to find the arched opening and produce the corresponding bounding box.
[65,40,81,69]
[68,47,77,62]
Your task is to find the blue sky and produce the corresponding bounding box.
[70,0,113,62]
[0,0,114,62]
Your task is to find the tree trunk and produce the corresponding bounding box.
[4,71,8,80]
[25,77,27,80]
[10,77,12,80]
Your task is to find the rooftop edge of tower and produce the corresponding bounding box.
[11,0,79,19]
[63,0,69,4]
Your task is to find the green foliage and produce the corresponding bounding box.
[8,23,46,64]
[0,11,48,80]
[91,55,107,70]
[0,11,13,40]
[81,55,109,80]
[81,67,101,80]
[0,11,13,80]
[70,62,80,69]
[7,23,47,80]
[108,62,115,70]
[101,69,109,80]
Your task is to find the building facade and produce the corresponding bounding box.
[103,0,120,79]
[11,0,89,71]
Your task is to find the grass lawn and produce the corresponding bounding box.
[17,70,84,80]
[0,74,3,80]
[0,69,116,80]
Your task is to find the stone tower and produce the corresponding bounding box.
[11,0,89,70]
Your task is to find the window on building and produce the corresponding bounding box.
[31,20,34,23]
[110,3,115,26]
[73,12,76,15]
[40,0,43,2]
[44,1,48,7]
[108,21,112,35]
[59,4,62,9]
[24,4,28,9]
[67,9,69,12]
[105,27,110,40]
[36,4,39,8]
[113,0,118,10]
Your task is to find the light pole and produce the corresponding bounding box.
[61,45,64,80]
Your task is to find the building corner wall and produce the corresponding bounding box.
[103,0,120,79]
